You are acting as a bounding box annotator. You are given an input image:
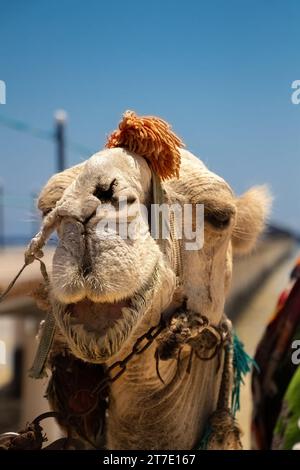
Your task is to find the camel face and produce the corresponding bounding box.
[39,148,265,370]
[43,148,176,363]
[37,149,269,367]
[27,113,271,450]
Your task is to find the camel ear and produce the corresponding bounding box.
[232,186,272,255]
[38,163,85,216]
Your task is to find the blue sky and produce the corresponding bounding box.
[0,0,300,238]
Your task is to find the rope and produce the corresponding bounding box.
[0,249,55,379]
[0,263,27,302]
[151,170,182,286]
[0,249,47,304]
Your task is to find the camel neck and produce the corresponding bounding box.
[106,341,222,449]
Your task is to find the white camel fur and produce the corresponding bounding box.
[27,111,270,449]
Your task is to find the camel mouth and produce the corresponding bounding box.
[58,298,138,363]
[68,298,132,338]
[65,297,135,346]
[53,263,160,363]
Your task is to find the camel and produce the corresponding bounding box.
[23,112,270,450]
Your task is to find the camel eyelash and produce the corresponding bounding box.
[205,211,232,229]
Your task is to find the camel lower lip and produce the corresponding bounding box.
[56,300,139,363]
[53,263,159,362]
[67,298,131,337]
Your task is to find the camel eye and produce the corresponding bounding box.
[205,211,231,229]
[93,179,116,202]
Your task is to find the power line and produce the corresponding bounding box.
[0,114,53,140]
[0,114,94,157]
[0,112,97,245]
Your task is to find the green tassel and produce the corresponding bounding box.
[198,424,212,450]
[198,332,257,449]
[231,332,258,416]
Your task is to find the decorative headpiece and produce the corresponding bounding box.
[106,110,184,180]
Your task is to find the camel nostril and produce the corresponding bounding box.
[93,179,116,202]
[82,263,92,276]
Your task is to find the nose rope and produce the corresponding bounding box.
[0,246,55,379]
[27,254,57,379]
[23,208,60,379]
[0,206,62,379]
[25,224,58,378]
[151,170,183,286]
[24,206,60,263]
[0,263,28,302]
[0,214,55,303]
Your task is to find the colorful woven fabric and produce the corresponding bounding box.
[251,257,300,449]
[272,365,300,449]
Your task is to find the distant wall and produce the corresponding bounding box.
[226,235,296,318]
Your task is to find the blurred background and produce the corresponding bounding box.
[0,0,299,449]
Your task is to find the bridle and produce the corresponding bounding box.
[0,171,236,451]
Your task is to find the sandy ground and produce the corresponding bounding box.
[234,249,300,449]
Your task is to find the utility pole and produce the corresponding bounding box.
[30,190,39,238]
[0,181,4,249]
[54,109,67,172]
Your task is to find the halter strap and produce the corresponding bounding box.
[151,170,183,286]
[28,260,56,379]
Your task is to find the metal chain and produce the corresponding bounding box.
[0,321,166,450]
[0,311,233,450]
[92,320,165,395]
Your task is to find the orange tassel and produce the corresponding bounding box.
[106,110,184,180]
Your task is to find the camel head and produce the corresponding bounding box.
[34,111,270,367]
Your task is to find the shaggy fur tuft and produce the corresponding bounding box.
[106,110,184,180]
[232,185,272,255]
